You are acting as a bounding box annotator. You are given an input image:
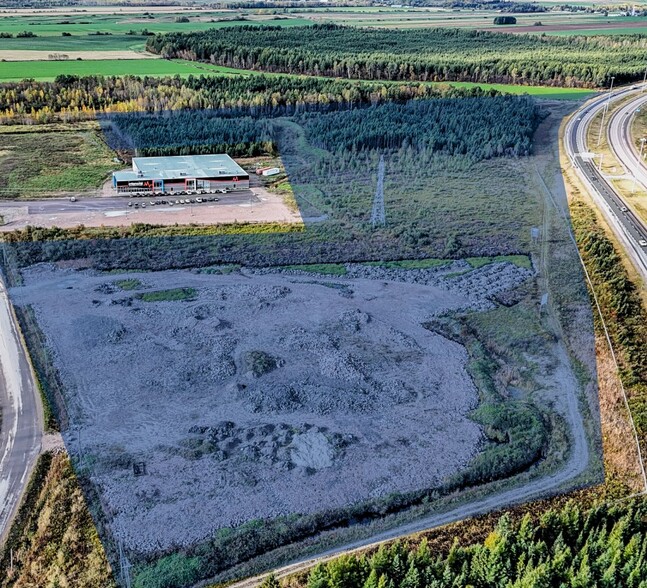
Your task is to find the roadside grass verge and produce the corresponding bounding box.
[13,305,62,432]
[0,451,116,588]
[570,199,647,465]
[138,287,197,302]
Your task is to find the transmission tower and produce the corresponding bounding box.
[370,154,386,228]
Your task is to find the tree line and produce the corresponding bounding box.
[298,96,540,159]
[0,73,497,124]
[147,23,647,88]
[102,111,276,157]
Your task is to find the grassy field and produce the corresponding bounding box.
[547,26,647,36]
[0,124,115,197]
[0,58,244,81]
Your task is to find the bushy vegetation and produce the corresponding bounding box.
[299,96,540,158]
[493,15,517,25]
[291,497,647,588]
[148,24,647,87]
[0,73,495,124]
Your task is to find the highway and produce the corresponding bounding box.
[608,92,647,193]
[564,85,647,280]
[0,274,42,546]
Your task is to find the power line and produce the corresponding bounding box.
[370,154,386,228]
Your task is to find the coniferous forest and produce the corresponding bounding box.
[294,498,647,588]
[298,96,540,158]
[147,24,647,88]
[104,95,540,161]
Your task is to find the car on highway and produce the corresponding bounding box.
[639,239,647,247]
[621,206,628,212]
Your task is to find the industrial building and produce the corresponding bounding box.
[112,154,250,195]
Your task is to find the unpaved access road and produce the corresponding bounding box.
[0,274,42,547]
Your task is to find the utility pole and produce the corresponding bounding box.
[635,138,647,193]
[597,76,615,147]
[643,66,647,91]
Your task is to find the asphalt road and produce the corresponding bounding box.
[609,93,647,192]
[564,86,647,280]
[0,191,256,214]
[0,274,42,547]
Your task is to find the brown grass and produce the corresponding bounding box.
[0,451,117,588]
[560,112,647,487]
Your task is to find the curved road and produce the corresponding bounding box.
[0,273,42,547]
[564,86,647,281]
[609,93,647,195]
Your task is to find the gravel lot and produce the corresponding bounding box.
[11,261,532,553]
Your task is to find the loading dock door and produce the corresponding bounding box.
[185,178,196,191]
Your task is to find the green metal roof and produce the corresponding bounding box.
[113,154,248,183]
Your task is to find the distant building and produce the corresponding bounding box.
[112,154,250,195]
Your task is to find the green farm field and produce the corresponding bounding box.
[0,13,311,52]
[0,59,244,81]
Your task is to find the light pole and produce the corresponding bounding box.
[643,66,647,92]
[597,76,615,147]
[632,138,647,194]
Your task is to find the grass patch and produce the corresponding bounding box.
[282,263,347,275]
[466,255,532,269]
[138,287,197,302]
[114,278,142,291]
[0,126,115,196]
[13,305,66,432]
